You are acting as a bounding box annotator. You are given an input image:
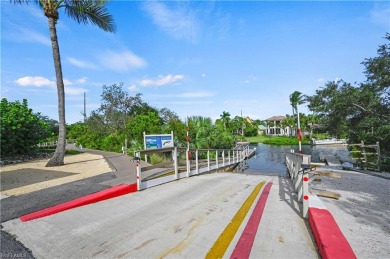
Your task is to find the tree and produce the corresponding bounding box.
[230,116,245,135]
[307,81,357,139]
[219,111,231,131]
[159,108,180,125]
[127,112,162,145]
[361,33,390,107]
[289,91,306,152]
[289,91,305,116]
[14,0,115,166]
[0,98,50,156]
[98,83,136,133]
[159,108,186,146]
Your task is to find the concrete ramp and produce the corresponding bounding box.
[2,173,318,258]
[324,155,341,167]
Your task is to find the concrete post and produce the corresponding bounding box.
[186,149,190,178]
[216,150,219,169]
[207,150,210,171]
[222,150,225,167]
[228,150,231,165]
[174,147,178,180]
[136,151,141,191]
[302,171,309,218]
[196,149,199,174]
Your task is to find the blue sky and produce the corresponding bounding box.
[1,1,389,124]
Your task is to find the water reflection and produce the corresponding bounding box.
[244,143,350,176]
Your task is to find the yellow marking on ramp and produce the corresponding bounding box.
[205,181,266,259]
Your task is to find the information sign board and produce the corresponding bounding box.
[144,132,174,150]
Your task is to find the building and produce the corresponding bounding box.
[264,116,291,136]
[258,125,267,135]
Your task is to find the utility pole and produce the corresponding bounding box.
[83,92,87,123]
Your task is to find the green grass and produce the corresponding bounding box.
[245,135,310,145]
[245,135,270,144]
[65,149,82,155]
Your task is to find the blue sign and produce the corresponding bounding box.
[145,134,173,149]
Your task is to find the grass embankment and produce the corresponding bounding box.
[245,135,310,145]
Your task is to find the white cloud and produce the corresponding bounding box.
[201,73,206,77]
[243,75,257,84]
[317,78,325,83]
[76,77,88,84]
[63,79,73,86]
[140,74,184,87]
[20,29,51,46]
[15,76,55,87]
[99,50,147,72]
[142,1,199,42]
[15,76,87,94]
[65,87,86,95]
[128,85,139,91]
[67,57,98,70]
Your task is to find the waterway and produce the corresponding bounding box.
[244,143,350,176]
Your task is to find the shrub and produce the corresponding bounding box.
[0,98,50,156]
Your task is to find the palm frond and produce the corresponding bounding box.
[64,0,115,33]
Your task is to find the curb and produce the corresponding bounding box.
[308,195,356,259]
[20,184,137,222]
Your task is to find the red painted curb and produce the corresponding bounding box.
[20,183,137,222]
[230,182,273,259]
[308,207,357,259]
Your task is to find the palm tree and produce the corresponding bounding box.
[220,111,231,131]
[14,0,115,166]
[289,91,306,153]
[289,91,305,116]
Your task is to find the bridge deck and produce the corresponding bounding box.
[2,173,318,258]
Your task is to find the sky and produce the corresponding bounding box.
[1,0,389,124]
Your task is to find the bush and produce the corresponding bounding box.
[0,98,50,156]
[263,136,309,145]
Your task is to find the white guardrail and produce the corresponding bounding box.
[134,145,251,191]
[285,152,312,218]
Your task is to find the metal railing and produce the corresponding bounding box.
[134,145,252,191]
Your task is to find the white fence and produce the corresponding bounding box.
[135,145,252,191]
[37,139,76,148]
[285,152,312,218]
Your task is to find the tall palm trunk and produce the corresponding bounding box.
[46,16,66,167]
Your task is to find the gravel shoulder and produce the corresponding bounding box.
[310,168,390,258]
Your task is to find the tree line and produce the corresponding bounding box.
[66,83,262,153]
[300,33,389,155]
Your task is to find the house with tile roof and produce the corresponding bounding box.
[264,115,291,136]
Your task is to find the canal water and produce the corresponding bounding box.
[244,143,350,176]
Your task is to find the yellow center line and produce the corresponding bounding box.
[205,180,266,259]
